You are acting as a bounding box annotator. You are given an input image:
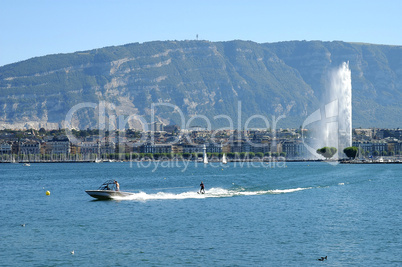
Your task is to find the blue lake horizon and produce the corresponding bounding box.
[1,162,400,266]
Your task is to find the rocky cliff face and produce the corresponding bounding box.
[0,40,401,129]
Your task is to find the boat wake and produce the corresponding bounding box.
[112,187,312,201]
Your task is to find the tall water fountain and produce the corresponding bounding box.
[326,61,352,158]
[303,62,352,160]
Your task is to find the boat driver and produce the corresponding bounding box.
[114,180,120,191]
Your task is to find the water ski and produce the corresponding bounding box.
[197,191,205,194]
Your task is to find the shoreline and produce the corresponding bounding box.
[1,159,400,164]
[339,160,401,164]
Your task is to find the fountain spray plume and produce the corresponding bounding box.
[301,62,352,161]
[321,61,352,159]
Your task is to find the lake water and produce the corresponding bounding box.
[1,161,401,266]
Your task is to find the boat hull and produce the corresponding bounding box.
[85,190,133,200]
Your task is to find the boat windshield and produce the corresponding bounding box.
[98,180,118,190]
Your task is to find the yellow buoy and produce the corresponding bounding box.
[46,191,50,196]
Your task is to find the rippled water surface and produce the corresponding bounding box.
[1,162,401,266]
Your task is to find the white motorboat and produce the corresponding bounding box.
[85,180,134,200]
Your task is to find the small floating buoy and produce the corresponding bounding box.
[46,191,50,196]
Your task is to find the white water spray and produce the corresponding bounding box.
[302,62,352,160]
[321,62,352,158]
[112,187,312,201]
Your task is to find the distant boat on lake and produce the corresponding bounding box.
[222,153,227,164]
[203,144,208,164]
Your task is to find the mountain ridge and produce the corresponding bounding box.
[0,40,401,129]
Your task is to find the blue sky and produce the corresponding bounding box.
[1,0,401,66]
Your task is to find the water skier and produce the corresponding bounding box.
[200,181,205,194]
